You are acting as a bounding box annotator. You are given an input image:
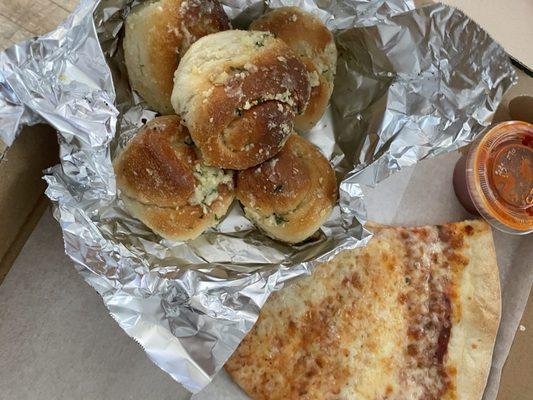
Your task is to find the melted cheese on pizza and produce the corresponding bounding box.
[226,221,499,400]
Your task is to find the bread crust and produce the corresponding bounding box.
[236,134,337,243]
[250,7,337,132]
[225,220,501,399]
[171,30,311,169]
[442,220,501,400]
[123,0,230,114]
[121,185,233,241]
[113,116,234,241]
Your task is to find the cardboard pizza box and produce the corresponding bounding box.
[0,1,531,399]
[424,0,533,71]
[0,125,58,283]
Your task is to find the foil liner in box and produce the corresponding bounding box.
[0,0,516,393]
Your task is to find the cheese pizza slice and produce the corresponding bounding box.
[225,220,501,400]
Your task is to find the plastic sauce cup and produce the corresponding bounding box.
[453,121,533,235]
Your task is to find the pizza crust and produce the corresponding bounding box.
[445,221,501,400]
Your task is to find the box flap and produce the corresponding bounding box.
[416,0,533,71]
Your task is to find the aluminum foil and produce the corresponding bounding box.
[0,0,516,393]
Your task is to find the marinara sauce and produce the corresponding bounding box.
[454,121,533,234]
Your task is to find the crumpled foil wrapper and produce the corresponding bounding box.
[0,0,516,393]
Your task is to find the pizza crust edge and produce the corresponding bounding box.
[447,220,501,400]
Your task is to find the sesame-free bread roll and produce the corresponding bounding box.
[236,134,337,243]
[250,7,337,132]
[113,116,234,241]
[171,30,311,170]
[123,0,230,114]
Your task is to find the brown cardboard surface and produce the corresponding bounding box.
[0,194,50,284]
[0,125,58,284]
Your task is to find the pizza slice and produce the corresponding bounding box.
[225,220,501,400]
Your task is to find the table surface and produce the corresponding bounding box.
[0,1,531,399]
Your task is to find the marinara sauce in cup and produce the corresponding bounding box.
[453,121,533,235]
